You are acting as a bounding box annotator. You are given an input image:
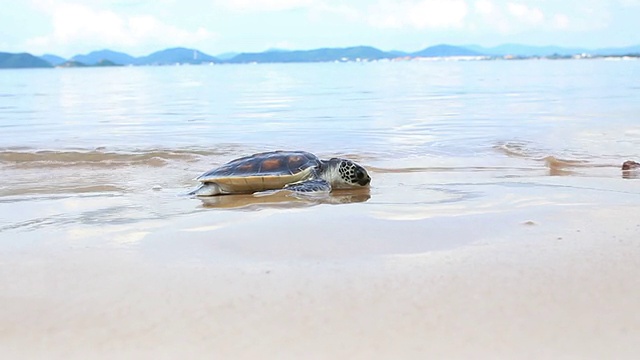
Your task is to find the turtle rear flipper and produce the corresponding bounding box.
[284,179,331,193]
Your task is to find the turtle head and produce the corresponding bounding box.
[324,158,371,189]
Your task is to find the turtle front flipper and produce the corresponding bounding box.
[284,179,331,193]
[188,182,223,196]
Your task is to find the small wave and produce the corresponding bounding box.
[0,184,125,198]
[543,156,590,176]
[0,148,226,169]
[494,141,542,159]
[494,141,628,177]
[543,156,589,168]
[495,141,597,165]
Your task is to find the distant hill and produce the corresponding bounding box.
[54,59,122,68]
[412,44,483,57]
[72,49,135,65]
[264,48,291,53]
[94,59,123,67]
[0,52,52,69]
[40,54,66,66]
[137,47,219,65]
[228,46,391,63]
[57,60,87,68]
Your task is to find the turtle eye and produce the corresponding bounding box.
[356,170,364,179]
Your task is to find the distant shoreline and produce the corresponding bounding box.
[2,43,640,69]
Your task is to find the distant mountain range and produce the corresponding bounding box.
[42,47,219,66]
[1,43,639,69]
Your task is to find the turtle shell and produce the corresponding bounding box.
[196,151,321,193]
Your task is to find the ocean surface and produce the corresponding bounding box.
[1,59,639,256]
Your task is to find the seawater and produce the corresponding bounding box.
[1,60,639,252]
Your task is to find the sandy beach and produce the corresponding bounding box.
[1,192,639,359]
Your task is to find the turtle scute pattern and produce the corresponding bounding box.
[196,151,323,194]
[203,151,319,178]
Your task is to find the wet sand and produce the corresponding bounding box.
[1,193,640,359]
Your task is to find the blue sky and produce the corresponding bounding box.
[1,0,638,57]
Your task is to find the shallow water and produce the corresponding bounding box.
[1,59,639,254]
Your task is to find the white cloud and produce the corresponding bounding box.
[470,1,580,36]
[507,2,544,24]
[265,40,297,50]
[472,0,511,33]
[618,0,640,6]
[553,14,570,29]
[474,0,495,15]
[216,0,315,12]
[310,2,361,21]
[366,0,469,29]
[215,0,470,30]
[26,1,216,54]
[20,0,634,54]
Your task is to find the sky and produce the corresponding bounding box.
[0,0,639,58]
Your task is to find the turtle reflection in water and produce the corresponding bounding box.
[198,189,371,209]
[189,151,371,196]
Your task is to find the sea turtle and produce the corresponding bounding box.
[189,150,371,196]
